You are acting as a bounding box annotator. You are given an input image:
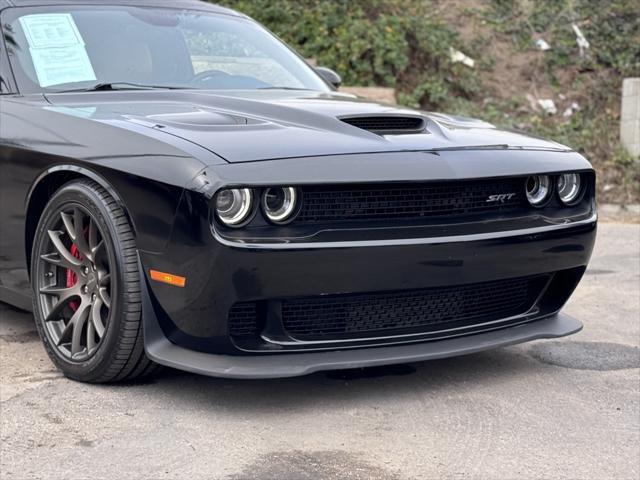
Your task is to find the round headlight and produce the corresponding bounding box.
[262,187,299,224]
[557,173,582,205]
[215,188,253,226]
[525,175,552,207]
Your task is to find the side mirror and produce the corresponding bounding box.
[316,66,342,89]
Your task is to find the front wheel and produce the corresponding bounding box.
[31,179,158,383]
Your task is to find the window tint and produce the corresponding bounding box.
[3,6,329,94]
[184,28,305,88]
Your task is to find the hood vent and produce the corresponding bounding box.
[340,115,426,134]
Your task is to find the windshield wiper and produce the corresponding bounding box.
[56,82,193,93]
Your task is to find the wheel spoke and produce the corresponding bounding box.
[40,253,64,267]
[70,303,90,356]
[67,208,92,260]
[88,217,99,252]
[56,301,88,348]
[91,298,106,338]
[47,230,82,270]
[99,287,111,309]
[40,285,76,297]
[89,218,106,265]
[86,313,97,352]
[43,287,79,323]
[57,319,74,346]
[92,240,106,267]
[99,273,111,287]
[60,211,76,242]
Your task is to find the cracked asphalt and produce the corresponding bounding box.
[1,222,638,480]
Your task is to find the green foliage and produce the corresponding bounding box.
[486,0,640,77]
[215,0,639,200]
[482,0,640,199]
[218,0,480,110]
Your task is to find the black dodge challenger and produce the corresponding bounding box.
[0,0,596,383]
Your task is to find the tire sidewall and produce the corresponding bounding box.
[31,182,130,381]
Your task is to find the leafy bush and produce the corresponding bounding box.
[485,0,639,77]
[218,0,481,110]
[479,0,640,201]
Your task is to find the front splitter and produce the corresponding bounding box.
[143,277,582,379]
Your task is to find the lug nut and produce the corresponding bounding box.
[91,293,97,301]
[82,285,88,294]
[82,266,90,275]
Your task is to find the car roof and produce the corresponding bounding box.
[0,0,242,16]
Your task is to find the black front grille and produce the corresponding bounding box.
[282,276,544,339]
[228,275,548,341]
[228,302,259,337]
[295,178,527,224]
[341,116,425,133]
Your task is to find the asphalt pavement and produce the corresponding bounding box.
[1,221,638,480]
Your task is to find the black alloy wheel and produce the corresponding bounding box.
[31,180,159,383]
[38,204,112,360]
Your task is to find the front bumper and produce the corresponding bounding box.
[143,293,582,379]
[140,215,596,356]
[139,150,596,374]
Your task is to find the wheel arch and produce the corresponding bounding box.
[25,165,131,275]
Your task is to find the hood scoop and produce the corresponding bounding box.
[340,115,426,135]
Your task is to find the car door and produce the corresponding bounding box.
[0,19,33,309]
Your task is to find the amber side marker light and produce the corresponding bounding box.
[150,270,187,288]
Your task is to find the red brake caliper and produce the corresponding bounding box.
[66,244,82,312]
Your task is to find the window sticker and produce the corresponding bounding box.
[19,14,96,88]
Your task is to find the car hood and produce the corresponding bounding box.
[44,90,571,163]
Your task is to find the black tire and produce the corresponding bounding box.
[31,179,159,383]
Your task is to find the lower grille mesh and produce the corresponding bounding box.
[282,276,543,338]
[228,275,547,340]
[228,302,259,337]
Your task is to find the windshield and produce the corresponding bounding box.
[2,5,330,94]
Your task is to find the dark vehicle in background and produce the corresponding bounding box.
[0,0,596,383]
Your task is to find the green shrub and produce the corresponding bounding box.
[218,0,481,110]
[486,0,640,77]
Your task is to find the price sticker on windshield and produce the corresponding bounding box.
[20,13,85,48]
[19,14,96,87]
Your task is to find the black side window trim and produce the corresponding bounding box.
[0,16,16,94]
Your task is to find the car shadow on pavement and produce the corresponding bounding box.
[125,346,544,413]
